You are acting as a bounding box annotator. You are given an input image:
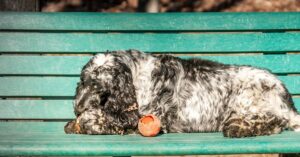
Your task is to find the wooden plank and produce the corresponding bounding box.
[1,55,300,75]
[200,55,300,74]
[0,122,67,134]
[0,122,300,156]
[1,12,300,31]
[0,100,74,119]
[295,98,300,110]
[1,32,300,53]
[0,56,90,75]
[0,98,299,119]
[0,76,299,97]
[0,77,79,97]
[280,76,300,95]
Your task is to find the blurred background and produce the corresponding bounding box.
[1,0,300,12]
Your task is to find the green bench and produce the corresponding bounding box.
[1,12,300,156]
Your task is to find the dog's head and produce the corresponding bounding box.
[73,54,140,133]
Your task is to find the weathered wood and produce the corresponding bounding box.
[1,32,300,53]
[0,77,79,97]
[0,100,74,119]
[0,76,299,97]
[0,12,300,31]
[0,98,299,120]
[0,122,300,156]
[1,55,300,75]
[0,56,91,75]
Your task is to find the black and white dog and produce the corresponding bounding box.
[65,50,300,137]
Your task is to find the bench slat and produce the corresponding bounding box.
[1,12,300,31]
[1,98,299,119]
[0,56,90,75]
[0,77,78,97]
[0,76,299,97]
[0,100,74,119]
[1,122,300,156]
[1,55,300,75]
[1,32,300,53]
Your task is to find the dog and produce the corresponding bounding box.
[65,49,300,137]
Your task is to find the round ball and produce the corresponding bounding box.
[138,114,161,137]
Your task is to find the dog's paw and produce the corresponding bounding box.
[223,117,253,138]
[64,120,82,134]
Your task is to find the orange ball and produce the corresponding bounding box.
[138,114,161,137]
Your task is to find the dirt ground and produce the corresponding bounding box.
[41,0,300,12]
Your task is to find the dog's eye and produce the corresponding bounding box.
[91,81,98,89]
[100,92,110,106]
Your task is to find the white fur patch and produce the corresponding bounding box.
[134,55,157,113]
[92,54,106,66]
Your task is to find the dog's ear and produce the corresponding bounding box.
[92,60,140,129]
[74,60,100,116]
[75,52,140,131]
[100,61,137,113]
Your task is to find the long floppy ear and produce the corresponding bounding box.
[93,58,140,130]
[73,55,101,116]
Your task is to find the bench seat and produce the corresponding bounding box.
[2,122,300,156]
[1,12,300,156]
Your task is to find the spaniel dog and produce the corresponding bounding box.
[65,50,300,137]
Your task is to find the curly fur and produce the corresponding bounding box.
[65,50,300,137]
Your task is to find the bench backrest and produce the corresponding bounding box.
[0,12,299,122]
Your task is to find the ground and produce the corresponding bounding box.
[41,0,300,12]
